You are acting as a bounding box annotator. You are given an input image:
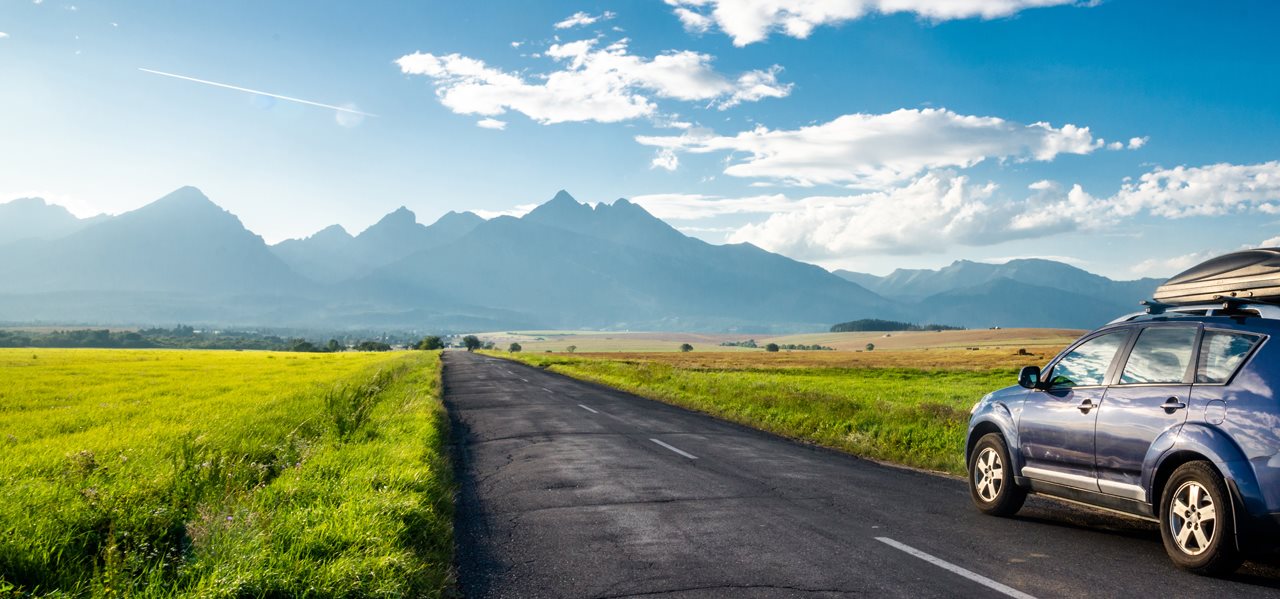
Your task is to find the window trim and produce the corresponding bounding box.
[1110,323,1202,388]
[1193,328,1268,387]
[1044,328,1135,390]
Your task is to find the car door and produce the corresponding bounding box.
[1019,329,1131,491]
[1094,324,1198,501]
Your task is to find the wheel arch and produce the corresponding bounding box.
[1149,424,1259,517]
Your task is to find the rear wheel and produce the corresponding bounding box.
[968,433,1026,516]
[1159,461,1241,575]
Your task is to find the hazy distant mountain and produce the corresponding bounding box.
[917,278,1133,329]
[0,187,307,308]
[0,186,1173,331]
[271,207,483,283]
[835,259,1162,328]
[361,191,894,331]
[0,198,103,244]
[837,259,1162,303]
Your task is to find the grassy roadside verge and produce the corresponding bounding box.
[484,351,1017,475]
[0,349,454,597]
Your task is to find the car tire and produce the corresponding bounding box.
[1159,461,1242,575]
[969,433,1027,516]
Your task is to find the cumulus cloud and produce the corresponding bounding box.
[554,10,616,29]
[396,39,790,125]
[642,160,1280,261]
[1129,251,1220,278]
[1258,236,1280,248]
[665,0,1082,46]
[1109,161,1280,218]
[636,108,1110,188]
[630,192,796,219]
[1128,136,1148,149]
[725,173,1025,257]
[476,117,507,130]
[651,148,680,171]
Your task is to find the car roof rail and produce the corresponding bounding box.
[1109,298,1280,324]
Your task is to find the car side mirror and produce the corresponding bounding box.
[1018,365,1042,389]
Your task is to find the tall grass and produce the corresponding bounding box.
[0,349,453,597]
[491,352,1015,474]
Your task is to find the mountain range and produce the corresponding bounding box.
[0,187,1163,331]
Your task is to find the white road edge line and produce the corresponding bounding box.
[650,438,698,460]
[874,537,1036,599]
[578,404,599,414]
[543,387,553,393]
[520,378,529,383]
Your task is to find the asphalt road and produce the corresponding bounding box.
[443,350,1280,598]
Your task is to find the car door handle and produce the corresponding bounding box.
[1077,399,1096,414]
[1162,397,1187,413]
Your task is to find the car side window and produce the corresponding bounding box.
[1119,327,1198,385]
[1049,331,1127,388]
[1198,331,1262,384]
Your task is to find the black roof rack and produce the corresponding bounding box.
[1110,298,1280,324]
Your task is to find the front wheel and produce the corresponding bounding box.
[1159,461,1242,575]
[968,433,1026,516]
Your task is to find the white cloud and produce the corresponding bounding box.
[0,32,8,39]
[554,10,616,29]
[636,108,1109,188]
[476,117,507,130]
[630,192,795,219]
[640,160,1280,261]
[651,148,680,170]
[510,41,522,48]
[673,7,714,32]
[725,172,1025,257]
[1128,136,1148,149]
[396,39,789,125]
[1258,236,1280,248]
[1110,161,1280,218]
[665,0,1081,46]
[1129,251,1218,278]
[472,203,538,219]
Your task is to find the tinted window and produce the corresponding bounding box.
[1049,331,1127,388]
[1120,327,1197,384]
[1198,331,1261,384]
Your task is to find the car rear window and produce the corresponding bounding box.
[1197,331,1262,384]
[1120,327,1198,385]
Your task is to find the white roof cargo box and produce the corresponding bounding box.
[1154,248,1280,305]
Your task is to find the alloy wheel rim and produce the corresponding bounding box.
[1169,481,1217,556]
[974,447,1003,502]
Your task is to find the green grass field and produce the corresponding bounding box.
[488,351,1022,475]
[0,349,454,597]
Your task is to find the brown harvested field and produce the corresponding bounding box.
[476,327,1083,358]
[560,346,1067,371]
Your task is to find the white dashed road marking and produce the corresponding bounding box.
[875,537,1036,599]
[578,404,599,414]
[650,438,698,460]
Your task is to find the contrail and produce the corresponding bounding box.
[138,67,376,117]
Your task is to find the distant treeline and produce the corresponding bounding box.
[0,326,408,352]
[719,339,834,351]
[829,319,965,333]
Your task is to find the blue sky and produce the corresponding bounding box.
[2,0,1278,279]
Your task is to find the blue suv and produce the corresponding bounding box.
[966,300,1275,574]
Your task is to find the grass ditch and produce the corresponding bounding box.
[0,349,454,597]
[485,351,1022,474]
